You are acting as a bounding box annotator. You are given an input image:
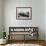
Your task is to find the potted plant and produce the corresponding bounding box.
[0,26,7,44]
[0,32,7,44]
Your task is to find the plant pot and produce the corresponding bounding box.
[0,39,7,44]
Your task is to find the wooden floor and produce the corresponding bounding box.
[0,40,46,46]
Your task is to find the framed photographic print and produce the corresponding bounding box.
[16,7,32,20]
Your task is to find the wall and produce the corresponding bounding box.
[3,0,45,40]
[32,0,45,40]
[0,0,3,38]
[45,0,46,40]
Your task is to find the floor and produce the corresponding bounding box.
[0,43,43,46]
[0,40,46,46]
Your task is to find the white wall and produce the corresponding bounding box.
[32,0,45,40]
[45,0,46,40]
[3,0,45,40]
[0,0,2,27]
[0,0,3,38]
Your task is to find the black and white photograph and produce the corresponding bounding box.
[16,7,32,20]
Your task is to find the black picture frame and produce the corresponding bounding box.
[16,7,32,20]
